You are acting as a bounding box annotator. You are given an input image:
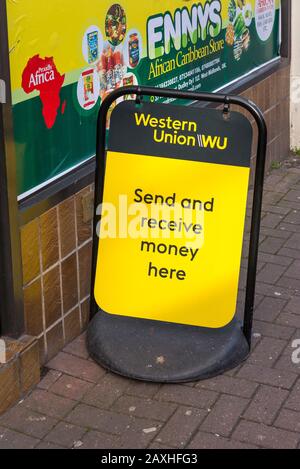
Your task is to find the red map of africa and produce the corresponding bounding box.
[22,55,65,129]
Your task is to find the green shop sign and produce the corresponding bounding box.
[6,0,281,197]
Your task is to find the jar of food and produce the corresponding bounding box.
[129,33,140,68]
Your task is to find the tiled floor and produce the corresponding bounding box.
[1,162,300,449]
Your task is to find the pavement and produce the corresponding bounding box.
[1,160,300,449]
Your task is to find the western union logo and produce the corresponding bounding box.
[197,134,228,150]
[134,112,228,151]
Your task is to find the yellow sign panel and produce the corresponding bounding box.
[95,151,249,328]
[94,101,252,328]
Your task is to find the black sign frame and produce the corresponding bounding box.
[88,86,267,382]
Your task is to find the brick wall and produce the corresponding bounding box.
[21,187,93,364]
[247,66,290,171]
[21,65,291,365]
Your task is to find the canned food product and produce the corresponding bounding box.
[129,33,140,68]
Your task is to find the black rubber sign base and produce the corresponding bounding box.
[88,312,249,383]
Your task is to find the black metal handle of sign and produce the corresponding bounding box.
[91,85,268,348]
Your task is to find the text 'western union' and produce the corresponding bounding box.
[134,113,228,150]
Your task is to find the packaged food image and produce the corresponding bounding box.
[233,39,243,61]
[106,49,116,90]
[123,74,134,87]
[113,50,124,86]
[97,54,108,97]
[98,45,126,97]
[77,67,100,111]
[129,33,140,68]
[87,30,99,63]
[123,74,135,100]
[82,69,95,107]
